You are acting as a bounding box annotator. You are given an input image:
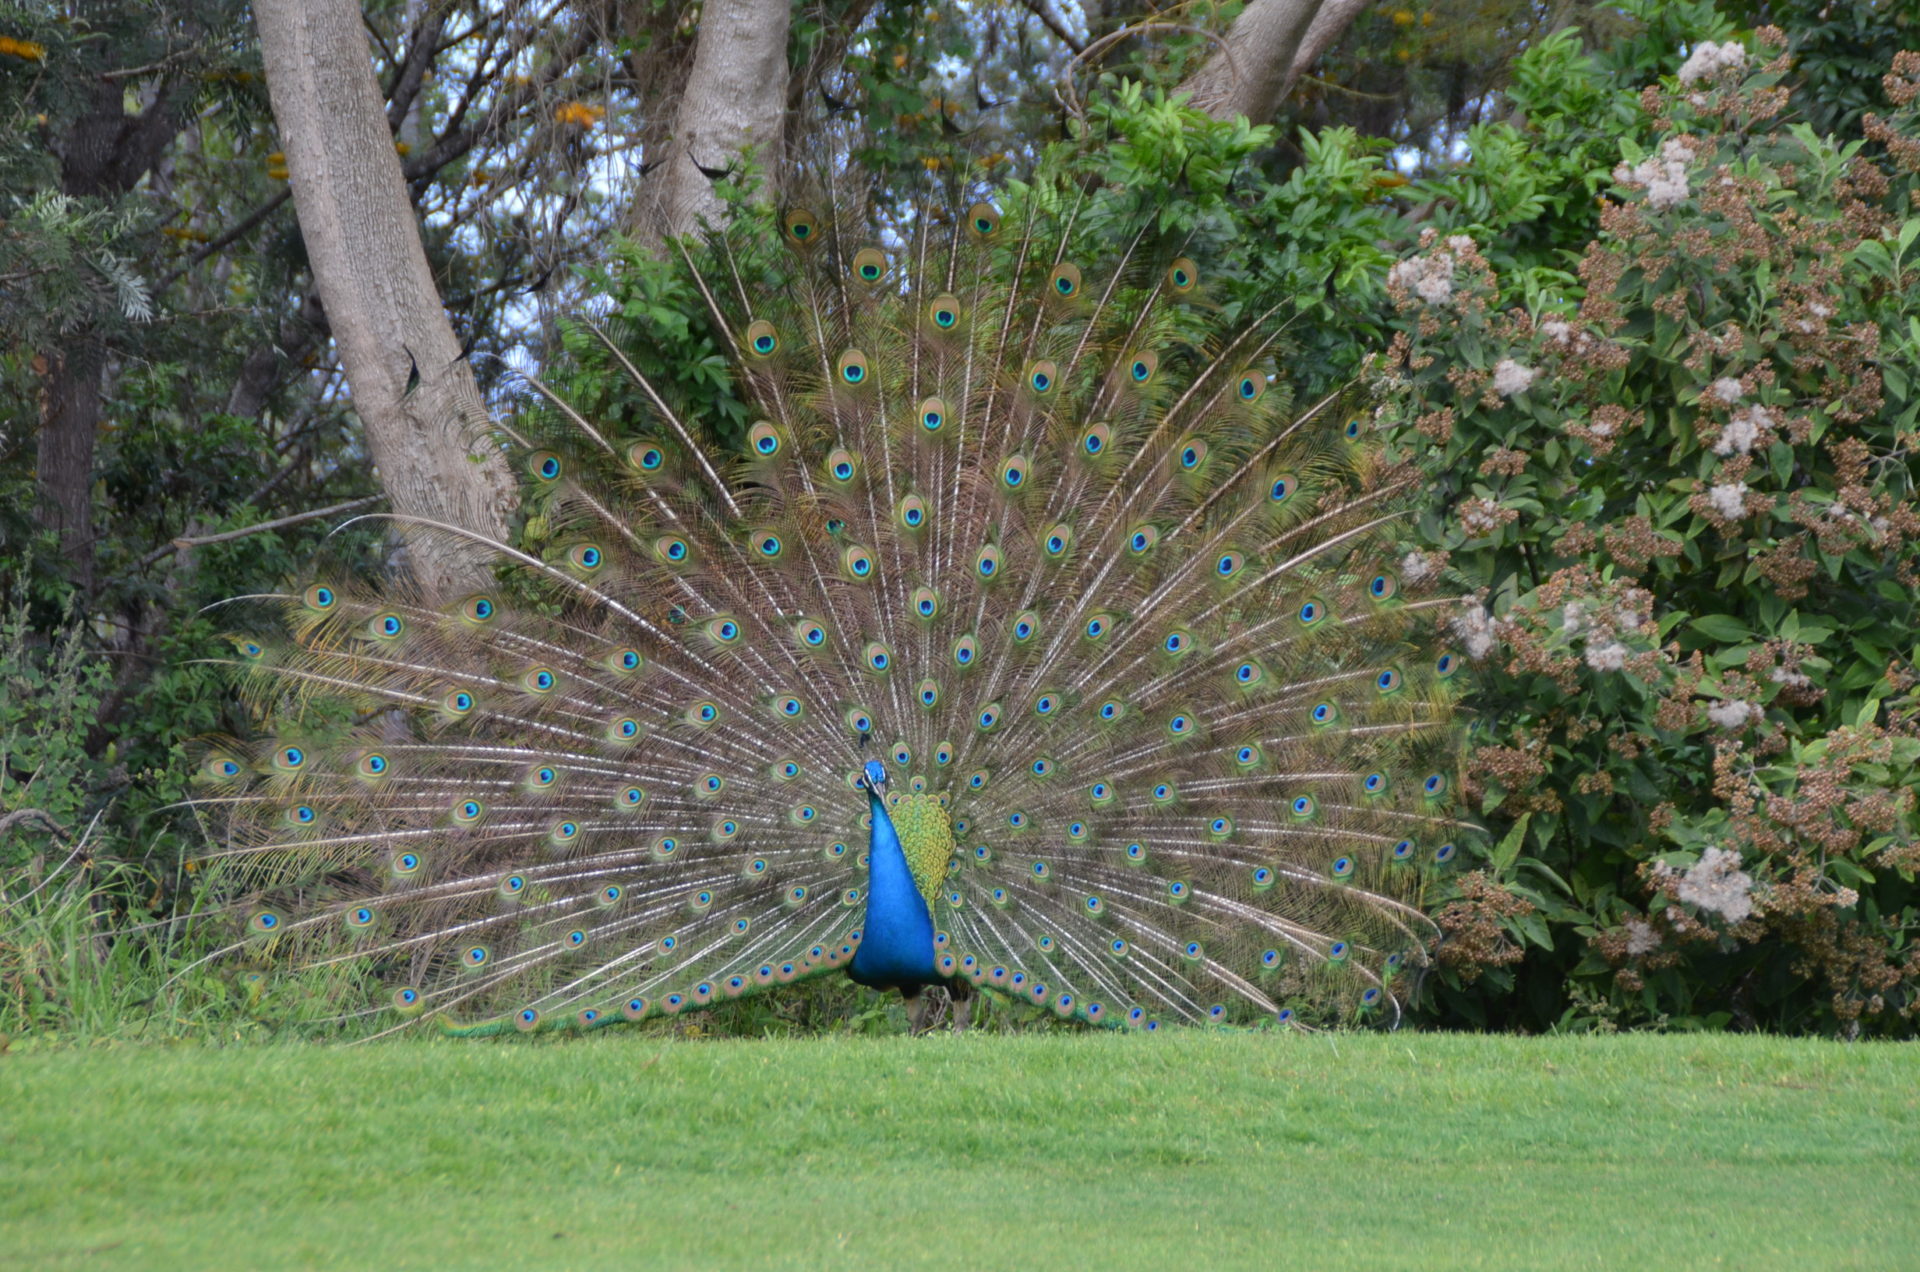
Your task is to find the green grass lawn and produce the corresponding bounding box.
[2,1031,1914,1270]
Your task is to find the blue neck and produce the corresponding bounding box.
[846,791,938,990]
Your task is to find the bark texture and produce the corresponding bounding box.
[34,343,106,595]
[1287,0,1373,93]
[1178,0,1363,124]
[635,0,793,247]
[254,0,515,595]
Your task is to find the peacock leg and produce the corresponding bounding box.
[949,980,974,1034]
[905,988,934,1034]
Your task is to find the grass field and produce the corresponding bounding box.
[2,1031,1915,1270]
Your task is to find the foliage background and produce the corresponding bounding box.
[4,0,1919,1040]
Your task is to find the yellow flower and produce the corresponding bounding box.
[553,101,606,128]
[1390,9,1414,25]
[394,140,411,155]
[0,34,48,60]
[265,151,285,165]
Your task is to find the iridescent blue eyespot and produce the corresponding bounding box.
[1270,478,1291,502]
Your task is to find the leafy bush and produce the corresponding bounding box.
[1383,31,1920,1034]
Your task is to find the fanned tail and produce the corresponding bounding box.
[195,181,1468,1032]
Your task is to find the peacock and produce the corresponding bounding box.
[194,184,1465,1036]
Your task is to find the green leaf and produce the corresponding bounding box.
[1491,813,1532,877]
[1688,614,1752,642]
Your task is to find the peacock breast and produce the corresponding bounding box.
[884,791,955,912]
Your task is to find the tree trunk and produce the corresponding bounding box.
[34,75,188,595]
[253,0,515,596]
[34,343,105,596]
[1177,0,1362,124]
[634,0,793,248]
[1287,0,1373,93]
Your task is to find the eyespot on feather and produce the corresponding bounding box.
[782,207,820,245]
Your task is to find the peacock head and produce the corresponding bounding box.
[861,758,889,795]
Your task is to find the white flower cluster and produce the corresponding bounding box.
[1613,137,1697,211]
[1624,919,1661,956]
[1492,358,1537,397]
[1400,550,1438,583]
[1677,40,1748,86]
[1388,252,1456,305]
[1709,376,1744,405]
[1659,847,1757,923]
[1707,480,1749,520]
[1451,600,1500,660]
[1459,497,1506,536]
[1706,698,1758,730]
[1714,403,1773,456]
[1585,641,1628,672]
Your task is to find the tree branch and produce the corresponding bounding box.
[140,494,385,569]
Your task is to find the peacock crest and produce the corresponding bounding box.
[196,185,1467,1034]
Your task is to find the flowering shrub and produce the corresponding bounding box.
[1384,31,1920,1034]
